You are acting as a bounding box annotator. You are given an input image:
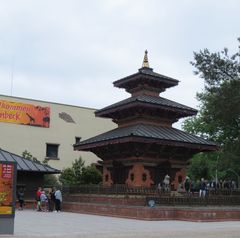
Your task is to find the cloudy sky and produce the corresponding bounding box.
[0,0,239,127]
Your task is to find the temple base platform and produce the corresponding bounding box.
[62,194,240,222]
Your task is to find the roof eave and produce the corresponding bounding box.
[17,169,61,174]
[113,72,179,88]
[74,136,218,152]
[95,102,197,118]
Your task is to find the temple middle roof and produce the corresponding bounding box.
[96,95,197,118]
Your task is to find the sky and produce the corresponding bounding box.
[0,0,239,128]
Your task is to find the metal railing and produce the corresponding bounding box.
[62,185,240,196]
[19,184,240,207]
[62,184,158,196]
[146,195,240,206]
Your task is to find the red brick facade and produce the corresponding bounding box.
[103,167,113,186]
[125,164,154,187]
[18,196,240,222]
[172,168,186,190]
[63,202,240,221]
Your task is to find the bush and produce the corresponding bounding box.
[82,166,102,184]
[44,174,60,187]
[59,157,102,185]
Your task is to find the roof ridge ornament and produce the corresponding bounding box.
[142,50,150,68]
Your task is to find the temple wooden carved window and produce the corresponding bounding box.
[142,173,147,182]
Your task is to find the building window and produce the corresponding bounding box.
[46,144,59,159]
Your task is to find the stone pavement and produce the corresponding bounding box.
[2,210,240,238]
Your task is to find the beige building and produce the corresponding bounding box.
[0,94,116,170]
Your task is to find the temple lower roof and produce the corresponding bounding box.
[74,123,217,151]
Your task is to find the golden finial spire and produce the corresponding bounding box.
[142,50,150,68]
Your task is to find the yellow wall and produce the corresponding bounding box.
[0,95,116,170]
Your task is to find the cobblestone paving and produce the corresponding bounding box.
[2,210,240,238]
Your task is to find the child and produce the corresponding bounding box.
[40,191,48,211]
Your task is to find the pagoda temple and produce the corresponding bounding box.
[74,51,217,189]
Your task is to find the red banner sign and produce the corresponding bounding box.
[0,163,15,215]
[0,99,50,128]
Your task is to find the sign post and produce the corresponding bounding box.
[0,161,17,235]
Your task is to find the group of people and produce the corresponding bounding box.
[157,174,238,198]
[179,177,238,197]
[36,187,62,212]
[17,186,62,211]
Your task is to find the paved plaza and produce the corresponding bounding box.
[2,210,240,238]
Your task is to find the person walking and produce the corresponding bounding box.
[199,178,207,198]
[17,187,25,210]
[40,190,48,212]
[48,187,55,212]
[54,188,62,212]
[36,187,42,211]
[184,176,191,196]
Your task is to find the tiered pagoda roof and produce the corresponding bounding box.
[75,124,216,151]
[113,67,179,94]
[96,95,197,119]
[74,51,217,153]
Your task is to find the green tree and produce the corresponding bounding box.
[82,166,102,184]
[187,152,218,181]
[43,174,60,186]
[22,150,48,164]
[59,157,102,185]
[183,38,240,180]
[22,150,39,162]
[72,157,85,183]
[59,168,77,185]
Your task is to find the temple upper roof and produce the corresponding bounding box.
[114,51,179,94]
[113,67,179,94]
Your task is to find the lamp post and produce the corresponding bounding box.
[215,155,219,184]
[226,169,240,189]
